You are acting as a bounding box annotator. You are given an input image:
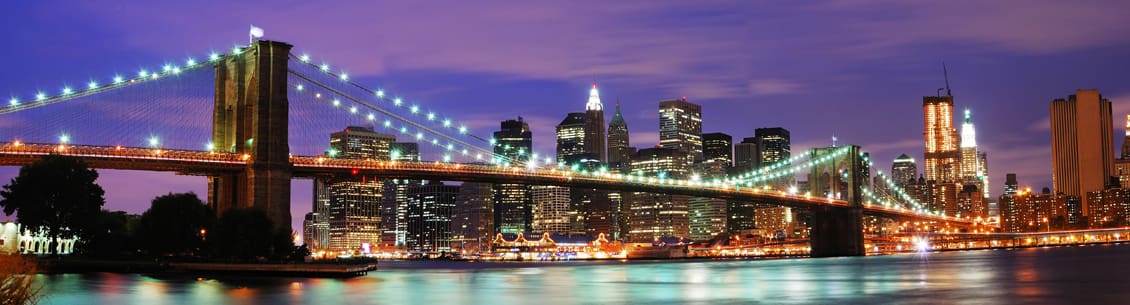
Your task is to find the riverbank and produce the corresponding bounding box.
[34,257,377,278]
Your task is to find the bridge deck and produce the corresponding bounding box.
[0,142,974,225]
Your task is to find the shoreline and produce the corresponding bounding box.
[28,241,1126,276]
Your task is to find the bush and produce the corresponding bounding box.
[0,255,41,305]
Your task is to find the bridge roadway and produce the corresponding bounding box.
[0,142,972,225]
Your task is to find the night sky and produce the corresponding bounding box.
[2,1,1129,230]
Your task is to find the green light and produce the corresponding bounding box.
[35,92,45,101]
[376,90,384,97]
[186,58,196,66]
[148,136,159,147]
[320,64,329,72]
[327,148,338,157]
[209,53,220,61]
[62,87,72,95]
[339,73,348,81]
[299,54,310,62]
[394,98,402,106]
[246,138,254,146]
[206,142,215,151]
[8,98,17,106]
[59,134,70,144]
[410,105,419,113]
[113,76,123,84]
[87,81,98,89]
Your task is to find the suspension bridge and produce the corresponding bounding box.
[0,40,976,257]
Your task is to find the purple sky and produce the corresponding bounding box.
[2,1,1129,230]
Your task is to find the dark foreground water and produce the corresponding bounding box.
[36,244,1130,305]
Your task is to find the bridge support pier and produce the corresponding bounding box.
[208,40,293,232]
[809,206,865,257]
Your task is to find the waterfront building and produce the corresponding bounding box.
[493,118,534,234]
[405,181,459,253]
[1050,89,1113,216]
[627,147,691,242]
[531,185,571,234]
[451,182,494,254]
[317,126,394,252]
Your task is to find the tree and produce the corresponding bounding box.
[0,155,105,255]
[83,210,140,258]
[137,193,214,257]
[212,207,275,260]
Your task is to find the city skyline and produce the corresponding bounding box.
[2,1,1130,231]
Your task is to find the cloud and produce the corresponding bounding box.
[749,79,803,96]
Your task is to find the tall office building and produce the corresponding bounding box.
[733,138,758,172]
[556,112,588,163]
[1050,89,1113,216]
[607,101,631,171]
[319,126,395,252]
[1004,173,1019,196]
[891,154,918,188]
[531,185,571,234]
[688,197,726,241]
[1123,115,1130,159]
[978,151,990,198]
[495,118,533,165]
[381,142,419,249]
[923,95,961,183]
[754,128,791,166]
[627,147,690,242]
[451,182,493,254]
[659,98,702,167]
[493,118,534,234]
[584,83,607,162]
[960,109,981,180]
[701,132,733,178]
[405,181,459,253]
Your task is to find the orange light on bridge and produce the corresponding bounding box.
[241,154,250,161]
[11,140,21,147]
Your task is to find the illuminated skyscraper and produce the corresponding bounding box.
[960,109,980,179]
[923,95,960,183]
[1050,89,1113,216]
[607,101,631,171]
[495,118,532,165]
[319,126,395,252]
[701,132,733,179]
[628,147,690,242]
[381,142,419,249]
[405,181,459,253]
[1122,115,1130,159]
[755,128,791,166]
[493,119,533,234]
[733,138,758,172]
[531,185,571,234]
[584,83,607,162]
[451,182,494,254]
[659,98,702,168]
[556,112,588,163]
[891,154,918,188]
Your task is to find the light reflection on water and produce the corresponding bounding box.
[36,244,1130,305]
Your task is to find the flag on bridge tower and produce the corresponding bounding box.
[249,25,265,43]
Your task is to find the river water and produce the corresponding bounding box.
[34,244,1130,304]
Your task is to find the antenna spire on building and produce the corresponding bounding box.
[943,62,952,97]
